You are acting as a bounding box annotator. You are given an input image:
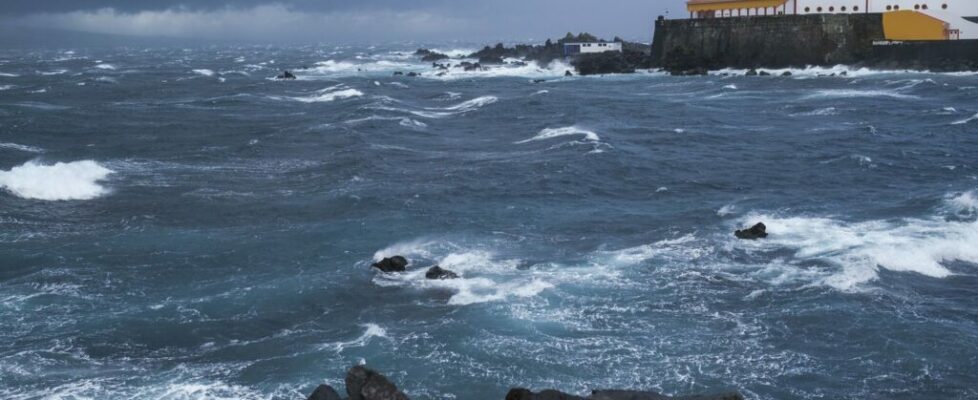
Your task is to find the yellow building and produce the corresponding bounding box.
[685,0,964,41]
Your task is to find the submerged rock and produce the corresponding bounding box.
[346,365,410,400]
[506,389,586,400]
[425,266,459,280]
[745,68,758,76]
[406,72,419,77]
[276,70,297,80]
[735,222,768,240]
[759,70,771,76]
[782,71,793,76]
[393,71,404,76]
[307,384,343,400]
[372,256,409,272]
[565,70,574,76]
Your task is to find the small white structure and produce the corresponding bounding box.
[563,42,623,56]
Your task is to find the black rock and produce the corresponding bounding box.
[406,72,419,77]
[745,68,758,76]
[782,71,792,76]
[759,70,771,76]
[371,256,409,272]
[532,79,547,83]
[565,70,574,76]
[506,388,586,400]
[425,266,459,280]
[346,366,409,400]
[479,55,505,64]
[393,71,404,76]
[591,390,744,400]
[421,52,449,62]
[276,70,297,80]
[735,222,768,240]
[307,384,343,400]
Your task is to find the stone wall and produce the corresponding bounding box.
[651,14,886,70]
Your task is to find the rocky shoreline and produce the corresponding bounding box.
[307,365,744,400]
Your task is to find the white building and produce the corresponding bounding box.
[563,42,623,56]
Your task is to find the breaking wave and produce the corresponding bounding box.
[279,85,364,103]
[94,63,116,70]
[192,69,215,77]
[370,240,554,306]
[369,96,497,119]
[0,142,43,153]
[733,211,978,290]
[805,89,918,100]
[515,126,600,144]
[0,160,114,201]
[951,113,978,125]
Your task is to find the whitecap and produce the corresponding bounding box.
[94,63,115,70]
[723,84,738,90]
[37,69,69,76]
[192,69,215,77]
[0,72,19,77]
[0,142,43,153]
[805,89,917,100]
[370,95,497,119]
[717,204,737,217]
[734,212,978,290]
[951,113,978,125]
[515,126,600,144]
[0,160,114,201]
[283,86,364,103]
[321,323,389,352]
[531,90,549,96]
[946,190,977,216]
[0,85,13,91]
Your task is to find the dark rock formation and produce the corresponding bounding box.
[565,70,574,77]
[572,52,635,76]
[371,256,408,273]
[416,49,449,62]
[745,69,758,76]
[506,388,586,400]
[735,223,768,240]
[276,70,297,80]
[406,72,419,77]
[507,389,744,400]
[782,71,792,76]
[759,70,771,76]
[532,79,547,83]
[479,55,506,65]
[346,366,410,400]
[466,33,651,74]
[393,71,404,76]
[307,384,343,400]
[425,266,459,280]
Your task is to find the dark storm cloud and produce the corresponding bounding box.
[1,1,688,43]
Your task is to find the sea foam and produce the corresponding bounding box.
[0,160,114,201]
[287,86,364,103]
[736,212,978,290]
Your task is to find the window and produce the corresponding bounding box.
[886,5,892,10]
[817,7,822,12]
[914,4,920,9]
[841,6,847,11]
[854,6,860,11]
[829,6,835,12]
[942,3,948,9]
[805,6,811,12]
[894,5,900,9]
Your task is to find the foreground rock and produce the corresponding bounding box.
[372,256,409,272]
[308,366,409,400]
[276,70,297,80]
[507,389,744,400]
[425,266,459,280]
[416,49,449,62]
[735,222,768,240]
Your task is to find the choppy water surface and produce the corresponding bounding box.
[1,45,977,400]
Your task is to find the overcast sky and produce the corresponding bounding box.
[0,1,689,44]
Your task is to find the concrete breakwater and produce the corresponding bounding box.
[651,14,978,73]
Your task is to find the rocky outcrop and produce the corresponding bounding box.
[346,366,410,400]
[308,385,343,400]
[307,366,409,400]
[276,70,297,80]
[425,266,459,280]
[372,256,408,273]
[506,389,744,400]
[416,49,449,62]
[735,223,768,240]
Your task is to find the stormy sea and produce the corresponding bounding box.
[1,44,977,400]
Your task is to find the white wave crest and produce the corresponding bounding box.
[805,89,917,100]
[0,142,43,153]
[285,86,364,103]
[320,323,388,352]
[951,113,978,125]
[736,213,978,290]
[946,190,977,216]
[192,69,215,77]
[0,71,19,77]
[0,160,114,201]
[0,85,14,91]
[94,63,116,70]
[370,95,497,119]
[516,126,600,144]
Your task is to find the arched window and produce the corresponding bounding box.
[942,3,948,9]
[805,6,811,12]
[854,5,860,11]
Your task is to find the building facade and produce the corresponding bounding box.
[563,42,624,56]
[686,0,978,39]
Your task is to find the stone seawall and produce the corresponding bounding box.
[871,39,978,71]
[651,14,886,70]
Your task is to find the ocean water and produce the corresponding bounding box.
[1,45,977,400]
